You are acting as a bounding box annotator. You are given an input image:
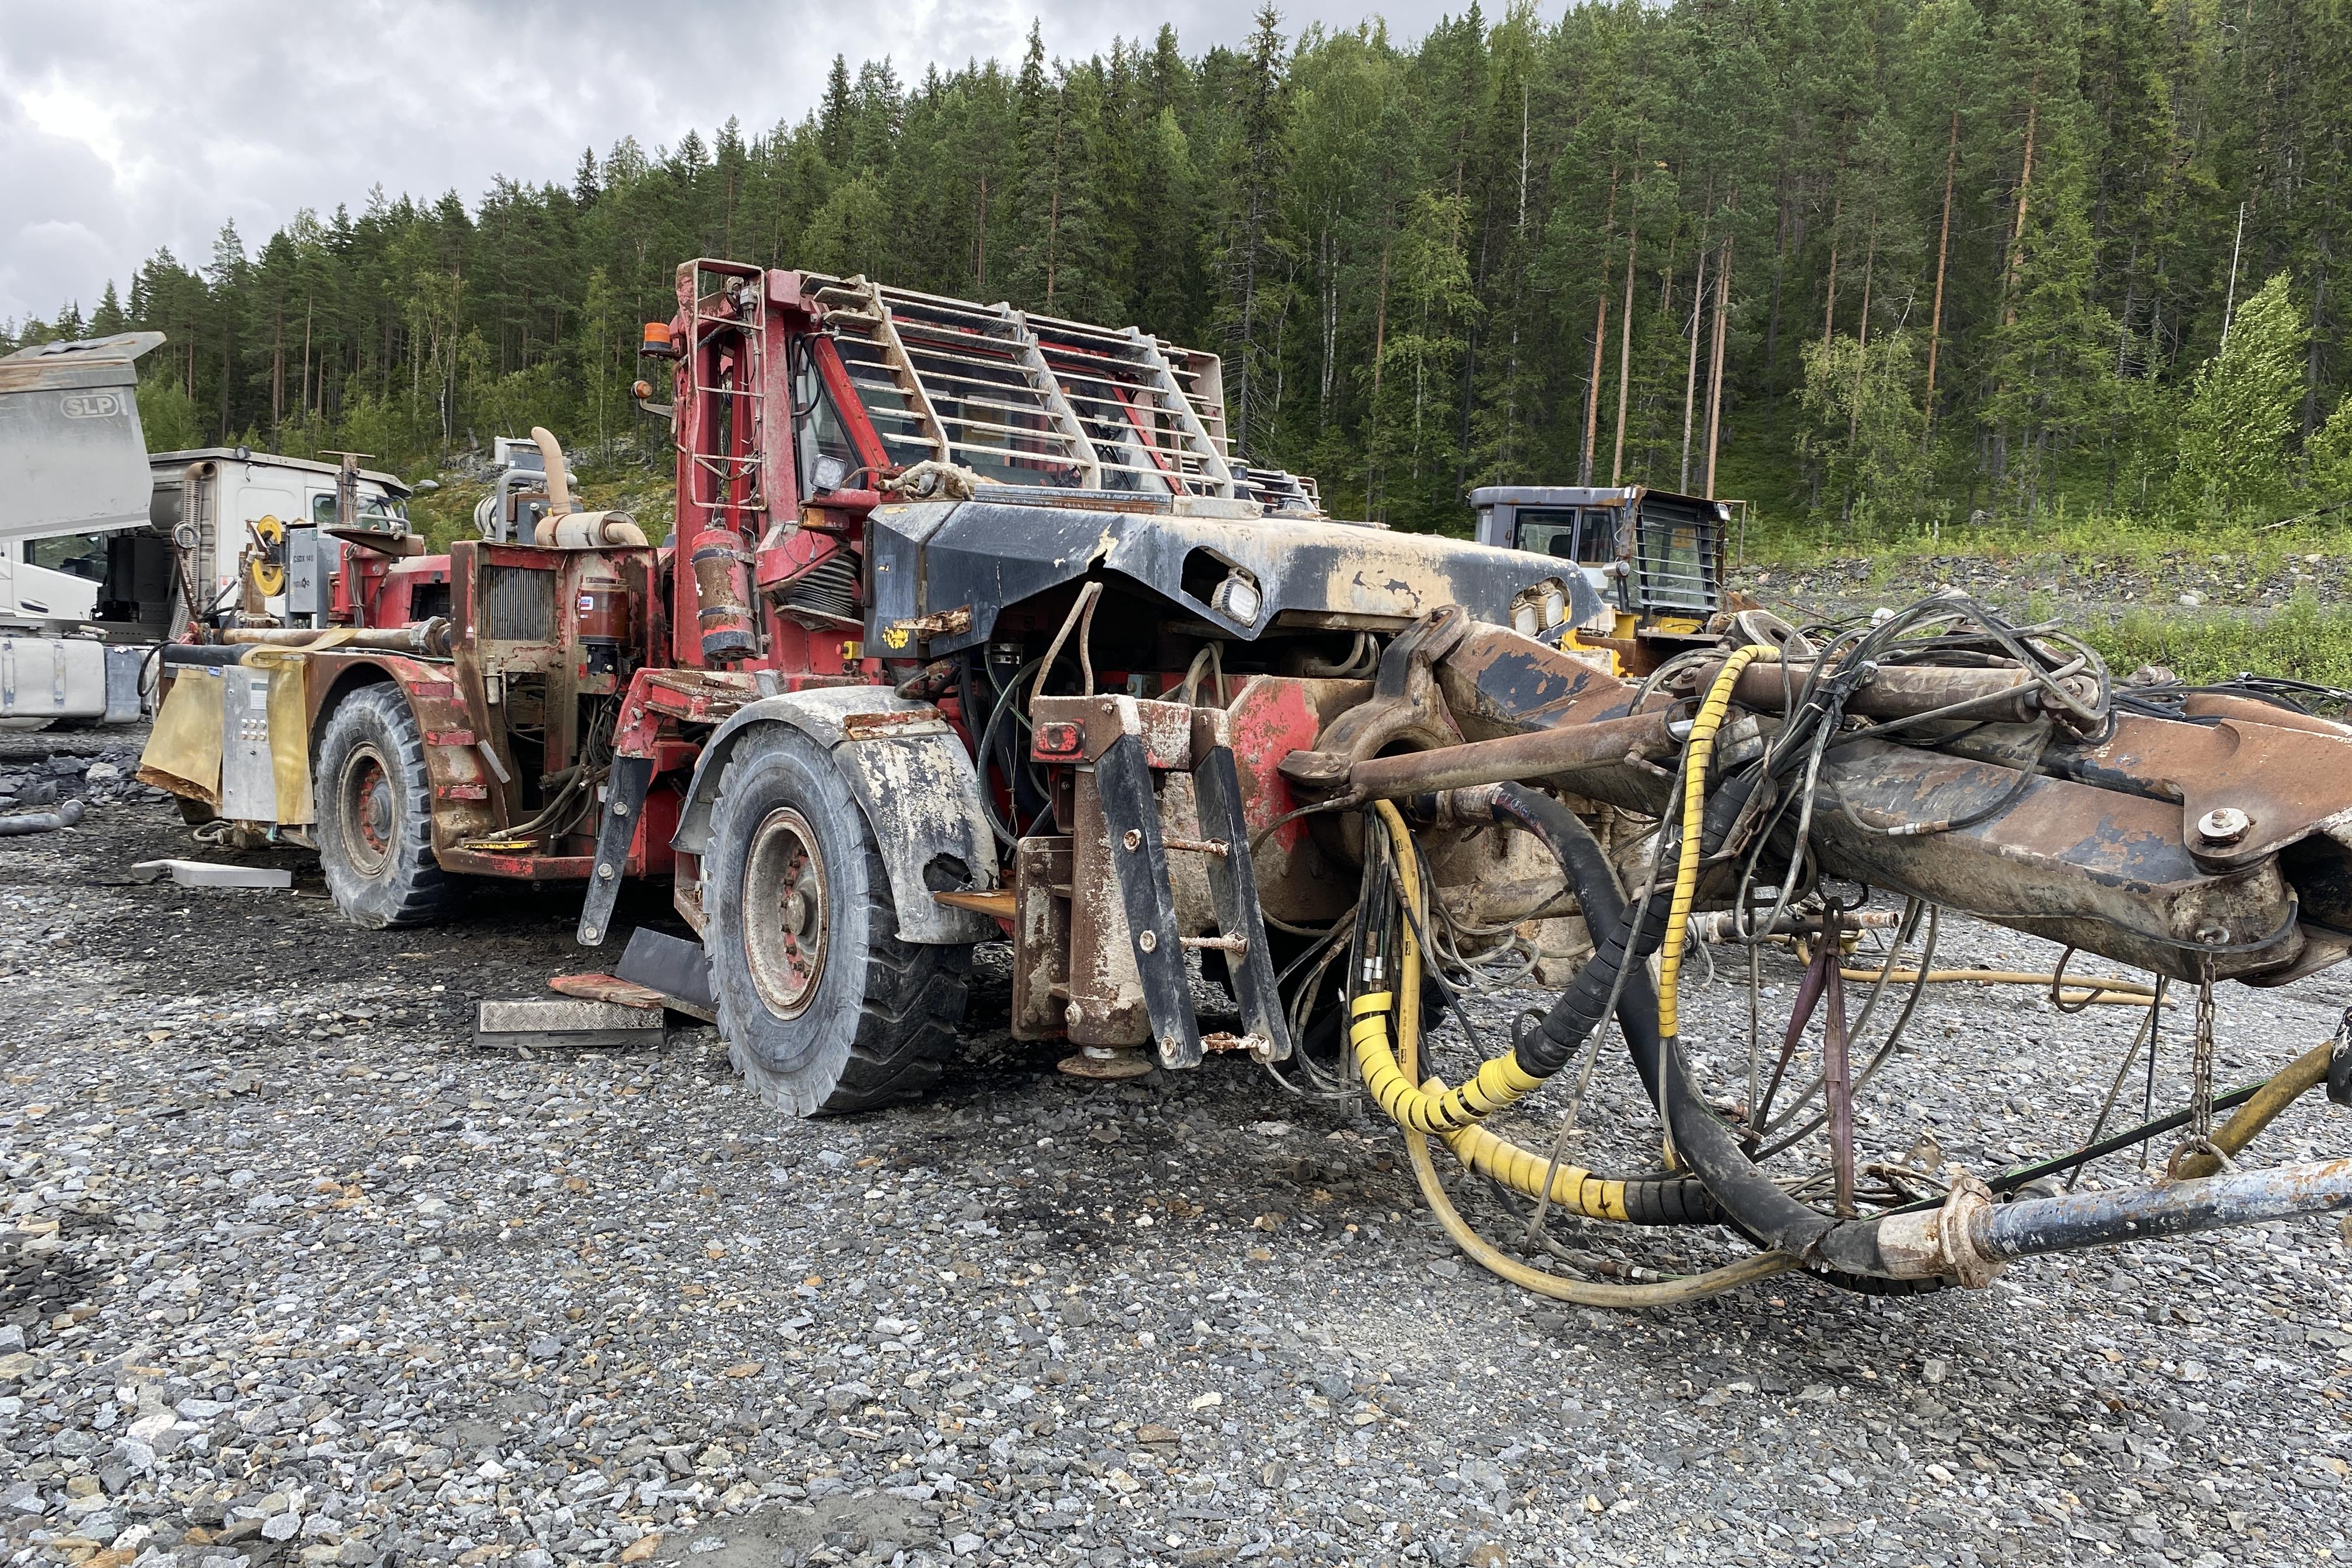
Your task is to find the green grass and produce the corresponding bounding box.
[1732,507,2352,582]
[2085,593,2352,688]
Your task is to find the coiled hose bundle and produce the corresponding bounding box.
[1341,646,1980,1300]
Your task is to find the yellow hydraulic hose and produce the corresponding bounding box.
[1363,798,1800,1305]
[1659,645,1779,1040]
[1349,991,1542,1132]
[1342,798,1546,1132]
[1433,1119,1636,1220]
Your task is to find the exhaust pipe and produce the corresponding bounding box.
[220,619,454,657]
[530,425,572,525]
[522,428,646,547]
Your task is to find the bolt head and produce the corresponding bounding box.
[2197,806,2252,844]
[1137,929,1158,953]
[1065,1000,1085,1028]
[1122,829,1142,851]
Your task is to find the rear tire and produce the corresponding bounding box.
[314,684,454,928]
[706,726,970,1115]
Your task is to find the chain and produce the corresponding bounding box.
[2189,954,2218,1144]
[2166,953,2231,1176]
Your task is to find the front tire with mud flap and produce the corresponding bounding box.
[706,726,970,1115]
[314,682,454,928]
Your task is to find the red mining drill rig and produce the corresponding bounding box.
[138,260,2352,1306]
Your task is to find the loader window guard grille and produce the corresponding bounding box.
[802,273,1321,511]
[1633,497,1723,615]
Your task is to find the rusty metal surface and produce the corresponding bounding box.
[861,499,1600,658]
[1975,1156,2352,1261]
[548,973,667,1010]
[1708,659,2096,724]
[1311,608,1474,769]
[1348,710,1676,800]
[2051,709,2352,872]
[1810,737,2304,983]
[1055,1046,1156,1080]
[1222,674,1362,929]
[1031,692,1198,770]
[1011,836,1074,1040]
[1434,619,1630,738]
[1063,770,1147,1046]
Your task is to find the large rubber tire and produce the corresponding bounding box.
[314,684,455,928]
[705,726,971,1115]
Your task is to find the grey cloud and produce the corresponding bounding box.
[1,0,1457,323]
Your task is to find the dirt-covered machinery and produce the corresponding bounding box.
[136,260,2352,1304]
[1469,482,1732,672]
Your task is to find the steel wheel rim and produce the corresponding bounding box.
[743,806,829,1020]
[337,744,396,877]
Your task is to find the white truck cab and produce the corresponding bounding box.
[142,448,410,624]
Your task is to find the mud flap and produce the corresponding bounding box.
[1193,740,1293,1062]
[674,690,997,946]
[1094,732,1204,1069]
[576,754,655,946]
[136,666,225,806]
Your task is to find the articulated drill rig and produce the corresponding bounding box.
[137,261,2352,1306]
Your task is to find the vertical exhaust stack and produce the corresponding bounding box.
[530,426,572,544]
[524,427,649,548]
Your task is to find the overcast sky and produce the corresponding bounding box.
[0,0,1469,328]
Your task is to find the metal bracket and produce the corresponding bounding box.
[576,754,656,946]
[1192,733,1292,1063]
[1093,732,1203,1069]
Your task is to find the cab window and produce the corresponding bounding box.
[792,340,863,497]
[26,533,106,580]
[312,491,408,527]
[1513,508,1617,565]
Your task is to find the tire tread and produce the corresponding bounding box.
[316,683,454,928]
[707,730,970,1115]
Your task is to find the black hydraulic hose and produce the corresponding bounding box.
[0,799,85,836]
[1487,784,1723,1228]
[1516,771,1911,1277]
[1520,770,1762,1083]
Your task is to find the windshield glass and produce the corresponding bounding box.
[312,491,408,527]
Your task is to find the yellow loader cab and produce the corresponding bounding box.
[1469,485,1732,676]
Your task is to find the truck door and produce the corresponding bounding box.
[11,531,108,621]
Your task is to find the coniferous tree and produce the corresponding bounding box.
[17,0,2338,538]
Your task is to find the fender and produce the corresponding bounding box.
[676,687,998,944]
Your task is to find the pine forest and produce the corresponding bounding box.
[10,0,2352,544]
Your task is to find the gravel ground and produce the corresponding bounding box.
[4,724,2351,1568]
